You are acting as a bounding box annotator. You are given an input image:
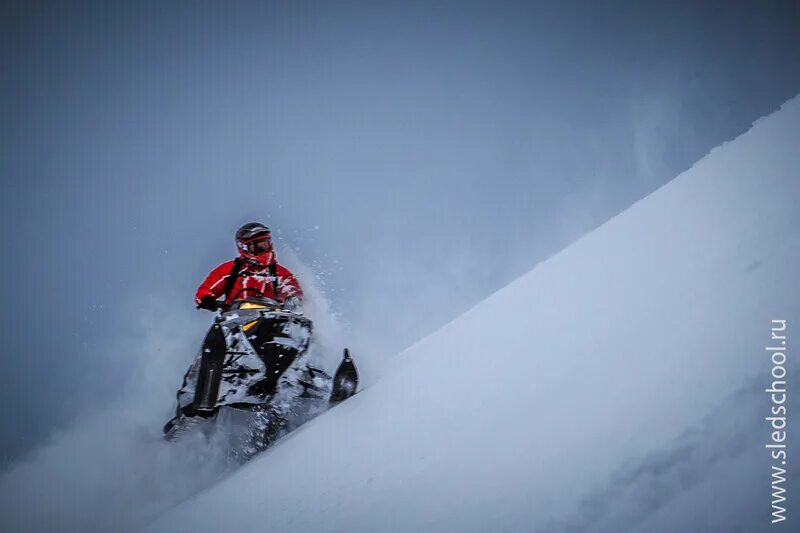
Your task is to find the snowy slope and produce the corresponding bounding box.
[147,97,800,533]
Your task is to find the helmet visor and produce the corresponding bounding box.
[241,234,272,255]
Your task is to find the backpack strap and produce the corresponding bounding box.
[223,257,244,303]
[268,262,282,302]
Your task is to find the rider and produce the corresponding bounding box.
[195,222,303,310]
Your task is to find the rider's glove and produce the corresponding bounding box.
[197,295,219,311]
[283,296,302,311]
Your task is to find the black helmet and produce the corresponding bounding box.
[235,222,271,243]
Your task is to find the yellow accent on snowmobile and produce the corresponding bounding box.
[239,302,267,310]
[243,320,259,332]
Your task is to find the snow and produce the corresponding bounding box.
[145,98,800,533]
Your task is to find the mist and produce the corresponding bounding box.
[0,1,798,529]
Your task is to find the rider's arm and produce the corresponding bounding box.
[276,264,304,301]
[195,261,236,306]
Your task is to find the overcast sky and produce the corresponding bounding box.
[1,0,798,464]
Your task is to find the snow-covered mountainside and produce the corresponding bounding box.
[149,97,799,533]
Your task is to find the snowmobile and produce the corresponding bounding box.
[163,294,358,455]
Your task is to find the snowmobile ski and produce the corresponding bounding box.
[329,348,358,404]
[193,323,227,412]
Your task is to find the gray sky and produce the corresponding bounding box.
[1,0,798,464]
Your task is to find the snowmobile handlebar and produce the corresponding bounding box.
[201,289,299,314]
[202,289,283,313]
[218,296,300,314]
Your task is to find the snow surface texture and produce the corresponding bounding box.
[145,96,800,533]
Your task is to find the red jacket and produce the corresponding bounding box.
[195,260,303,306]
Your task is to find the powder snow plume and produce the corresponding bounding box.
[0,257,346,533]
